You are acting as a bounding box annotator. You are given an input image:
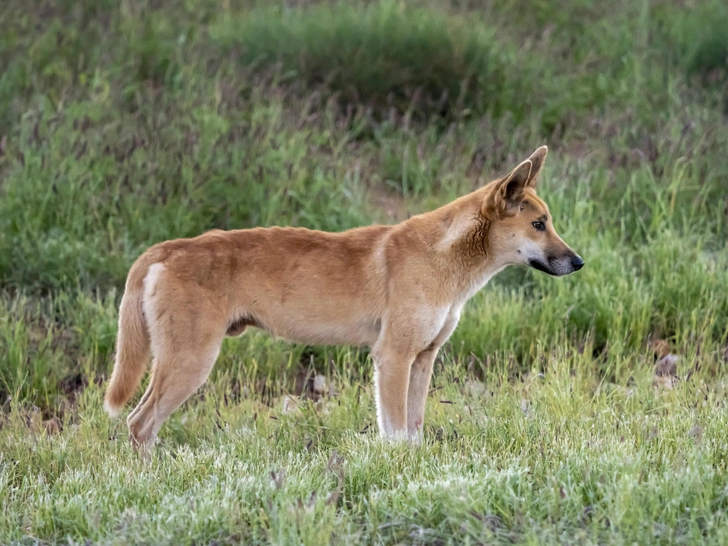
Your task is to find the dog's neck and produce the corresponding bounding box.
[413,185,509,301]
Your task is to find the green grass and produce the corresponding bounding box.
[210,2,511,121]
[1,0,728,544]
[655,0,728,83]
[3,358,728,545]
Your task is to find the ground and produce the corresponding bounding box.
[1,0,728,544]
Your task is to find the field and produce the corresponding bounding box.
[1,0,728,544]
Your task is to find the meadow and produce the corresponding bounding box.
[1,0,728,543]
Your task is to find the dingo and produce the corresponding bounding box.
[105,146,583,445]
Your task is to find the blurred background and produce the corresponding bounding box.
[0,0,727,427]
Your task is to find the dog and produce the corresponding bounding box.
[104,146,583,445]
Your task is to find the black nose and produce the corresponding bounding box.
[571,254,585,271]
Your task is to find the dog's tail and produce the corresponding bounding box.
[104,256,153,418]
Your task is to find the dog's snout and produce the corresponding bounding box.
[571,254,585,271]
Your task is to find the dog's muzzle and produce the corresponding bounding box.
[529,254,584,276]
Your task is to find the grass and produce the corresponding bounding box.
[4,358,728,544]
[655,0,728,82]
[1,0,728,544]
[210,2,510,122]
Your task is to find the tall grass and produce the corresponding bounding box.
[656,0,728,82]
[211,2,513,121]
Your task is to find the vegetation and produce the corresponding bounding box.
[1,0,727,543]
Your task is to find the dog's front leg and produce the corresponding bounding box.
[372,346,416,440]
[406,347,439,442]
[406,311,460,441]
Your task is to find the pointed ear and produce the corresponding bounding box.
[491,158,533,211]
[525,145,548,189]
[485,146,550,215]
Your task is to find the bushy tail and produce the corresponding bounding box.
[104,258,152,417]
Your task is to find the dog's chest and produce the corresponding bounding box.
[457,264,505,304]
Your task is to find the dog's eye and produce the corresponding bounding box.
[532,221,546,232]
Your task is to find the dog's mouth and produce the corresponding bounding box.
[529,255,584,277]
[528,259,557,276]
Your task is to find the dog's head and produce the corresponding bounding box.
[483,146,584,276]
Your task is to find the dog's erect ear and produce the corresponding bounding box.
[500,159,533,204]
[525,145,548,189]
[489,146,549,211]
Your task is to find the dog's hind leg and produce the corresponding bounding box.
[126,275,228,447]
[127,342,221,447]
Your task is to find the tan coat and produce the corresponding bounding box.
[104,146,584,444]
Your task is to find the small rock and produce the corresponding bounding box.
[655,353,679,376]
[313,374,327,395]
[654,353,679,390]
